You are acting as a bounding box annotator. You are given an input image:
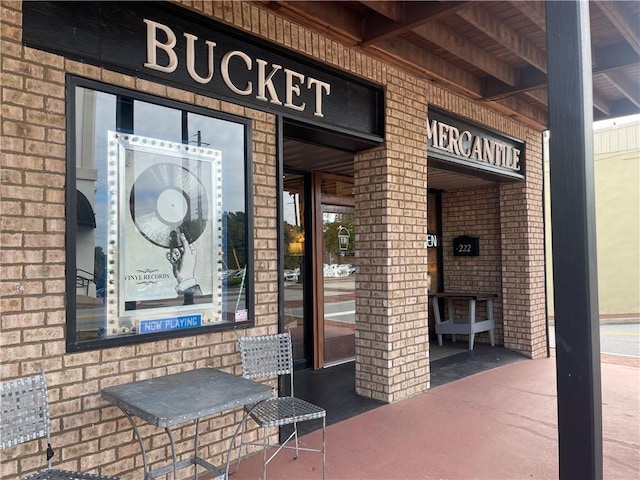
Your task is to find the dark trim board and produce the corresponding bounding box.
[23,1,384,143]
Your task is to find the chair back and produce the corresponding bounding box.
[0,366,51,459]
[238,333,294,385]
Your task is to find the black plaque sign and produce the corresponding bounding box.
[427,107,525,181]
[453,235,479,257]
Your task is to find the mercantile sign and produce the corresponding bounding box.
[427,108,525,180]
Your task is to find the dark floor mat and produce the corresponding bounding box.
[430,343,527,388]
[291,361,384,436]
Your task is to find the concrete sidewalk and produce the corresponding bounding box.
[232,357,640,479]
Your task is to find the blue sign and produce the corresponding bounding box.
[139,314,202,334]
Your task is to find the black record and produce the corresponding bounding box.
[129,163,209,248]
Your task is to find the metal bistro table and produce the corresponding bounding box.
[101,368,273,480]
[430,292,497,350]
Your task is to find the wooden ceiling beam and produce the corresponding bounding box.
[486,96,548,130]
[524,88,547,105]
[595,0,640,56]
[510,0,546,31]
[593,92,612,116]
[483,42,639,100]
[604,71,640,108]
[412,21,518,85]
[372,37,482,98]
[264,0,363,44]
[360,1,473,46]
[370,38,549,129]
[592,42,640,75]
[360,1,402,22]
[457,4,547,73]
[605,98,640,119]
[522,88,611,116]
[482,66,547,101]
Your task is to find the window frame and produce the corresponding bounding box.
[65,75,254,352]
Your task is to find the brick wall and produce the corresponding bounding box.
[441,186,504,344]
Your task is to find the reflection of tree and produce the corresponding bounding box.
[223,211,246,269]
[284,221,303,269]
[324,215,355,256]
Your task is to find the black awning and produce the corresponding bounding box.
[77,190,96,228]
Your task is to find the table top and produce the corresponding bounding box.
[431,292,498,300]
[101,368,273,428]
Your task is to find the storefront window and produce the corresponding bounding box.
[68,78,252,350]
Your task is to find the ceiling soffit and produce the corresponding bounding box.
[258,1,640,130]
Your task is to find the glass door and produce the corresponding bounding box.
[283,173,307,365]
[283,171,355,368]
[321,177,356,365]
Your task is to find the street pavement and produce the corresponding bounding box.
[549,322,640,358]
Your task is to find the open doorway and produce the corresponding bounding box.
[283,139,355,369]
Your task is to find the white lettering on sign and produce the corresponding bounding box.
[426,234,438,248]
[144,19,178,73]
[184,33,216,84]
[143,19,331,117]
[139,314,202,334]
[221,50,252,95]
[256,59,283,105]
[427,118,521,172]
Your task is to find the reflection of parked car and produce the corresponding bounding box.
[283,269,300,282]
[323,263,355,277]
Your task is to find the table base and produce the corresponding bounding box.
[431,294,497,350]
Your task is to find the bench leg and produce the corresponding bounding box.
[488,299,495,346]
[447,298,456,343]
[431,296,444,346]
[468,299,476,350]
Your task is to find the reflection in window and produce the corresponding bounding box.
[69,82,251,349]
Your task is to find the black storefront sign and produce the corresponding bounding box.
[22,1,384,143]
[427,107,525,181]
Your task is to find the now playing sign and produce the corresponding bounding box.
[139,314,202,334]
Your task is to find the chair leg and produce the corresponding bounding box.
[233,416,248,475]
[263,425,268,480]
[293,421,299,459]
[322,417,326,480]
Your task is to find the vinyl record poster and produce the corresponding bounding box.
[106,132,223,335]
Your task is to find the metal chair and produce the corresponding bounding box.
[232,332,326,479]
[0,366,120,480]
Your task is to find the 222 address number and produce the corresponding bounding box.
[456,243,472,253]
